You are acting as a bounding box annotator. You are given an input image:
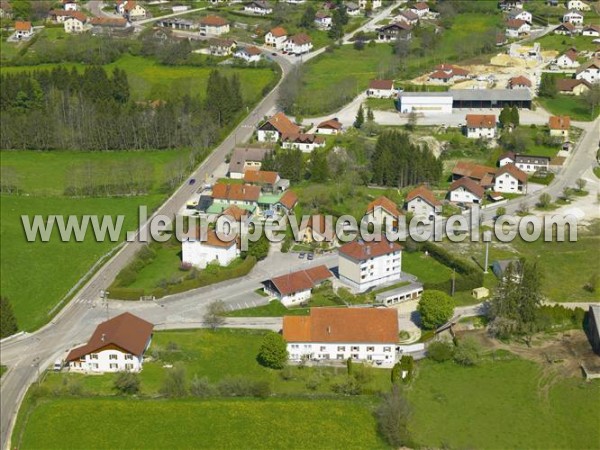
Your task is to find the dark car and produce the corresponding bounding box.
[271,52,277,56]
[189,178,196,185]
[299,252,305,259]
[307,253,314,260]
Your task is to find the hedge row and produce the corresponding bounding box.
[420,241,484,292]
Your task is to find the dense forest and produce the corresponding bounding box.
[0,67,245,150]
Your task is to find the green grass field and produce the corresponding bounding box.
[18,397,385,450]
[1,54,277,102]
[535,33,599,53]
[537,95,599,122]
[409,359,600,449]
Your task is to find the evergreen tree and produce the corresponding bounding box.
[329,10,345,40]
[510,106,520,127]
[354,104,365,129]
[299,5,316,28]
[499,105,511,127]
[0,296,18,339]
[309,149,330,182]
[367,107,375,122]
[539,73,557,98]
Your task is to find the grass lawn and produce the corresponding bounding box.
[537,95,599,122]
[0,365,6,377]
[535,33,599,53]
[0,54,277,103]
[0,194,165,330]
[409,358,600,449]
[17,397,385,450]
[365,97,398,112]
[0,149,185,196]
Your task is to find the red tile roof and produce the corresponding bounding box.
[316,118,342,130]
[406,185,441,207]
[288,33,312,45]
[269,265,332,296]
[509,75,531,87]
[548,115,570,130]
[90,17,127,27]
[499,151,516,162]
[220,205,249,222]
[413,2,429,10]
[201,15,228,26]
[15,21,32,31]
[366,196,401,216]
[506,19,527,29]
[66,313,153,362]
[281,133,324,145]
[279,190,298,210]
[260,112,300,136]
[449,177,485,199]
[243,170,279,185]
[212,183,261,202]
[496,163,527,183]
[269,26,287,37]
[556,78,590,92]
[283,308,399,343]
[452,161,496,181]
[339,238,402,262]
[466,114,496,129]
[369,79,394,90]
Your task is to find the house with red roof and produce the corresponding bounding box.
[448,178,485,204]
[405,185,442,218]
[549,115,570,140]
[284,33,313,55]
[281,133,325,153]
[182,229,239,268]
[555,49,579,68]
[410,2,429,17]
[200,15,230,35]
[494,163,527,194]
[367,79,395,98]
[428,64,470,84]
[257,112,301,142]
[338,239,402,292]
[364,196,402,230]
[265,26,287,49]
[508,75,532,89]
[505,19,530,38]
[465,114,497,139]
[14,21,33,39]
[554,22,576,35]
[234,45,262,63]
[283,308,399,367]
[117,0,146,20]
[264,265,332,305]
[315,118,343,135]
[66,313,153,373]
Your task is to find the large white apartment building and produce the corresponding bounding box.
[66,313,153,373]
[338,239,402,292]
[283,307,399,367]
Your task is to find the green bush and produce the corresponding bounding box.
[331,376,362,395]
[114,372,140,395]
[417,290,455,330]
[257,332,288,369]
[427,341,454,362]
[189,376,215,397]
[453,337,481,366]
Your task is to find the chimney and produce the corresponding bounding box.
[327,326,331,335]
[101,333,106,342]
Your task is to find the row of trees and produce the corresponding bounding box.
[0,67,244,150]
[0,297,18,339]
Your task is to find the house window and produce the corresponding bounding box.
[366,346,375,352]
[93,363,99,369]
[125,354,133,360]
[90,354,98,360]
[351,346,359,352]
[337,354,344,360]
[352,354,359,359]
[125,364,134,370]
[337,346,345,351]
[109,354,118,360]
[320,346,326,351]
[383,347,391,352]
[109,363,118,369]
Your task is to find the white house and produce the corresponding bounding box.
[314,11,332,29]
[234,46,262,63]
[366,79,395,98]
[315,118,343,135]
[265,26,287,49]
[465,114,496,139]
[283,308,399,367]
[182,229,239,269]
[14,21,33,39]
[118,0,146,20]
[64,14,86,33]
[398,92,453,115]
[66,313,153,373]
[211,183,261,209]
[346,2,361,16]
[563,10,584,25]
[506,19,530,37]
[514,155,550,173]
[582,25,600,37]
[227,146,270,179]
[284,33,313,55]
[364,196,402,230]
[507,9,532,23]
[498,151,516,167]
[554,22,577,35]
[209,39,237,56]
[63,0,78,11]
[263,265,332,306]
[508,75,532,89]
[200,15,230,35]
[566,0,590,11]
[410,2,429,17]
[396,10,419,26]
[555,49,579,68]
[494,163,527,194]
[377,22,413,42]
[244,1,273,15]
[576,59,600,84]
[338,239,402,292]
[549,115,571,139]
[257,112,300,142]
[281,133,325,153]
[359,0,382,9]
[405,185,442,218]
[448,178,485,204]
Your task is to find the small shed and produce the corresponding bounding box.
[471,287,490,300]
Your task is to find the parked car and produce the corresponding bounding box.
[53,359,62,371]
[298,252,305,259]
[307,253,314,260]
[189,178,196,185]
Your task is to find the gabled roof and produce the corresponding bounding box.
[366,196,401,216]
[66,313,153,362]
[14,21,32,31]
[269,26,287,37]
[220,205,249,221]
[288,33,312,45]
[449,177,485,199]
[466,114,496,129]
[339,238,402,262]
[210,38,236,48]
[556,78,590,92]
[201,15,228,26]
[583,24,600,33]
[379,21,412,32]
[283,308,399,343]
[506,18,528,29]
[243,170,279,185]
[369,79,394,90]
[452,161,496,181]
[90,17,128,27]
[239,45,262,56]
[269,265,332,296]
[279,190,298,210]
[576,59,600,74]
[315,11,331,19]
[509,75,531,87]
[399,10,419,21]
[281,133,324,144]
[499,151,516,162]
[212,183,261,202]
[406,185,442,207]
[316,118,342,130]
[496,163,527,183]
[560,49,578,62]
[412,2,429,10]
[548,115,570,130]
[259,112,300,136]
[515,154,550,164]
[228,146,270,174]
[555,22,576,31]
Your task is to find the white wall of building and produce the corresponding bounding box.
[494,173,524,194]
[466,126,496,139]
[288,341,396,367]
[449,187,481,203]
[182,240,237,269]
[69,347,146,373]
[399,96,453,115]
[339,251,402,293]
[406,198,437,218]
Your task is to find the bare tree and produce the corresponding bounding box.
[204,300,226,330]
[576,178,587,192]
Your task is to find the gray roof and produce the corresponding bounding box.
[375,282,424,301]
[228,146,270,174]
[449,89,532,102]
[515,155,550,164]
